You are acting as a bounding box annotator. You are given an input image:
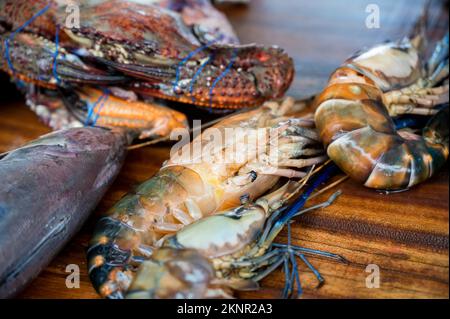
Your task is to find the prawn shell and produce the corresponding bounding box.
[365,107,450,189]
[327,126,403,183]
[315,96,395,146]
[423,106,450,174]
[363,141,410,189]
[346,41,422,91]
[328,66,377,87]
[314,82,383,107]
[166,208,266,259]
[365,138,445,189]
[126,248,214,299]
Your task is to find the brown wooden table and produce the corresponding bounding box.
[0,0,448,299]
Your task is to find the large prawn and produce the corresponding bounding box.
[87,98,329,298]
[125,166,344,299]
[314,15,449,190]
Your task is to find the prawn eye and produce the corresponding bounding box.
[225,206,247,219]
[239,193,250,205]
[249,170,258,182]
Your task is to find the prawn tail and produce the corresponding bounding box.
[337,106,449,190]
[87,217,135,299]
[423,105,450,169]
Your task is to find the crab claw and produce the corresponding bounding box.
[64,87,189,139]
[0,32,127,88]
[59,0,294,109]
[113,44,295,109]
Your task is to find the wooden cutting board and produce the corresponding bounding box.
[0,0,447,299]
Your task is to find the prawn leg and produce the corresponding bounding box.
[385,32,449,116]
[231,192,345,298]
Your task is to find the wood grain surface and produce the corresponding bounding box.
[0,0,448,299]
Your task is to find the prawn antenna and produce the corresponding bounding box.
[252,162,347,298]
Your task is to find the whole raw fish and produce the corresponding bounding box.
[0,127,129,297]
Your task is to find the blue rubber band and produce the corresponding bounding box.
[208,48,238,111]
[4,3,52,75]
[91,91,110,126]
[189,53,214,103]
[52,24,61,84]
[172,35,223,92]
[85,91,108,126]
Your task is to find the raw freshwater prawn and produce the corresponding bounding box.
[313,14,449,190]
[87,98,331,298]
[125,167,344,299]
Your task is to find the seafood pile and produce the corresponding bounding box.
[0,0,448,299]
[84,6,449,298]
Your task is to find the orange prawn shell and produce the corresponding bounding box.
[314,81,395,146]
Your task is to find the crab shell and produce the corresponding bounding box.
[1,0,295,109]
